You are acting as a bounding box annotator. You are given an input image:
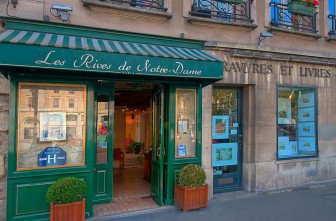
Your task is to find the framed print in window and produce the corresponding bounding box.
[40,112,66,142]
[298,122,315,136]
[298,137,316,152]
[298,107,315,122]
[298,92,314,108]
[212,115,229,139]
[278,136,290,156]
[278,98,291,124]
[212,143,237,166]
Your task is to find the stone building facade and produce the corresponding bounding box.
[1,0,336,220]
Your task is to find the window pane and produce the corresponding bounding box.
[212,88,239,175]
[175,89,196,158]
[96,95,109,164]
[17,83,86,170]
[277,87,317,159]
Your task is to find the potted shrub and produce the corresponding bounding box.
[174,164,208,212]
[129,141,144,154]
[46,177,87,221]
[287,0,319,17]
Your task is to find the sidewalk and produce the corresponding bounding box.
[90,181,336,221]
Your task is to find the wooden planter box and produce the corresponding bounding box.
[287,2,316,17]
[50,198,85,221]
[218,0,243,4]
[174,184,208,212]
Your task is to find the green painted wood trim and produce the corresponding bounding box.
[1,17,204,49]
[164,84,203,206]
[6,75,95,220]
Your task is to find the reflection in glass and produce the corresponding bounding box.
[175,89,196,158]
[17,83,86,170]
[277,87,317,159]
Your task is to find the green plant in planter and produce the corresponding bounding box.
[129,141,144,154]
[177,164,206,188]
[46,177,87,205]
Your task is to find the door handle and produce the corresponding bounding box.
[156,145,160,157]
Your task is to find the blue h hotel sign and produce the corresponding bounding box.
[38,146,66,167]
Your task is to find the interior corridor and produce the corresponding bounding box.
[93,154,159,217]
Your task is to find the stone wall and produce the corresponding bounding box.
[0,74,9,221]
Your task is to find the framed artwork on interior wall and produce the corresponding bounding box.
[212,115,229,139]
[298,137,316,152]
[298,107,315,122]
[298,92,314,108]
[298,122,315,137]
[40,112,66,142]
[278,98,292,124]
[278,136,291,156]
[212,143,238,166]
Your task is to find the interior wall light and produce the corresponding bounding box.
[50,4,73,23]
[258,32,273,47]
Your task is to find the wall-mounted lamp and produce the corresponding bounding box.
[258,32,273,47]
[11,0,18,8]
[50,4,73,22]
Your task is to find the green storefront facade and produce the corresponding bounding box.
[0,18,223,220]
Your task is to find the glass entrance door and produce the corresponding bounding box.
[150,86,164,205]
[212,88,242,193]
[93,93,113,203]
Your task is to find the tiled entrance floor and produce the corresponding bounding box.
[93,158,159,217]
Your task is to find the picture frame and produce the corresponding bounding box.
[40,112,66,142]
[212,143,238,166]
[177,119,189,134]
[298,92,314,108]
[298,122,315,137]
[298,137,316,152]
[212,115,229,139]
[278,136,291,157]
[278,98,292,124]
[298,107,315,122]
[289,141,298,155]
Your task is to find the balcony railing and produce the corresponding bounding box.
[270,2,317,34]
[102,0,167,11]
[190,0,253,23]
[328,14,336,37]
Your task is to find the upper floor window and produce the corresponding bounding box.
[93,0,167,11]
[270,0,318,34]
[69,99,75,108]
[190,0,253,23]
[329,0,336,36]
[53,98,59,108]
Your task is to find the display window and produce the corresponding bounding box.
[17,82,86,170]
[277,86,318,159]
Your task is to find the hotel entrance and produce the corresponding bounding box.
[93,82,165,216]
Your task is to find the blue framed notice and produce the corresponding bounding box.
[298,92,314,108]
[177,144,186,157]
[298,137,316,152]
[212,115,229,139]
[212,143,238,166]
[278,136,291,156]
[298,122,315,136]
[298,107,315,122]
